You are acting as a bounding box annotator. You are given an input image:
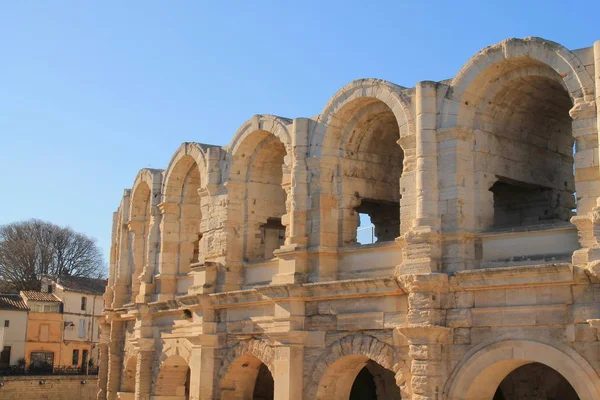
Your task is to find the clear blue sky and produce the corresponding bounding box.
[1,1,598,267]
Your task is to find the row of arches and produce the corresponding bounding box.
[108,37,597,303]
[117,337,599,399]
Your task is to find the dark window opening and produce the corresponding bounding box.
[82,349,89,368]
[259,218,285,260]
[72,349,79,365]
[0,346,11,367]
[30,351,54,372]
[81,296,87,311]
[490,177,573,229]
[4,320,8,328]
[355,199,400,243]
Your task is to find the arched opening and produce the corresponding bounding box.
[493,362,579,400]
[233,131,288,262]
[317,355,401,399]
[129,181,151,303]
[445,340,600,400]
[469,61,575,231]
[326,97,404,246]
[120,355,137,393]
[155,355,190,399]
[160,154,202,296]
[220,354,274,400]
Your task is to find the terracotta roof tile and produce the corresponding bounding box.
[21,291,61,302]
[0,294,29,311]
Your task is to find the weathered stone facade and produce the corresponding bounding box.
[99,37,600,400]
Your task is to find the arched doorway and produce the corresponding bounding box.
[493,362,579,400]
[317,355,401,399]
[220,353,274,400]
[154,355,190,399]
[445,340,600,400]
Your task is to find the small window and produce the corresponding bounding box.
[81,297,87,311]
[79,319,85,338]
[3,320,8,328]
[72,349,79,365]
[47,285,53,294]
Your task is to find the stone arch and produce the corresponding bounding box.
[163,142,209,199]
[157,143,207,298]
[305,334,408,399]
[444,339,600,400]
[128,168,163,303]
[309,79,414,250]
[154,354,190,398]
[440,37,597,232]
[120,354,138,393]
[158,341,191,365]
[227,114,293,165]
[217,340,275,400]
[313,78,414,155]
[448,37,594,124]
[225,115,293,263]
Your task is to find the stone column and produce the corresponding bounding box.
[96,321,111,400]
[133,340,154,400]
[398,274,451,400]
[273,118,311,285]
[156,202,180,300]
[106,318,124,400]
[138,206,161,303]
[113,191,132,307]
[187,338,218,400]
[273,344,304,400]
[399,82,442,275]
[127,221,145,304]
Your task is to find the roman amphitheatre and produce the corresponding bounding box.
[99,37,600,400]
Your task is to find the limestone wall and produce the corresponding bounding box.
[0,376,98,400]
[98,37,600,400]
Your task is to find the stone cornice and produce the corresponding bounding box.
[452,263,574,290]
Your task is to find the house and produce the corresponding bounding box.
[41,276,106,368]
[0,294,29,367]
[20,291,62,370]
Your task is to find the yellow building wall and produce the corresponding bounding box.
[24,311,64,366]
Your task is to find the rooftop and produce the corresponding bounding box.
[21,291,61,302]
[0,294,29,311]
[52,276,107,296]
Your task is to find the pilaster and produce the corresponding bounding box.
[398,273,451,400]
[398,82,442,275]
[106,318,124,400]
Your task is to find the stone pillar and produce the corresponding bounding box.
[306,152,340,281]
[273,344,304,400]
[113,191,132,308]
[133,340,154,400]
[156,202,179,300]
[127,220,145,304]
[187,340,218,400]
[399,82,442,275]
[398,274,451,400]
[106,319,124,400]
[96,320,111,400]
[138,205,160,303]
[273,118,311,285]
[569,42,600,276]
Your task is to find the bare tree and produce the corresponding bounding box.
[0,219,106,291]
